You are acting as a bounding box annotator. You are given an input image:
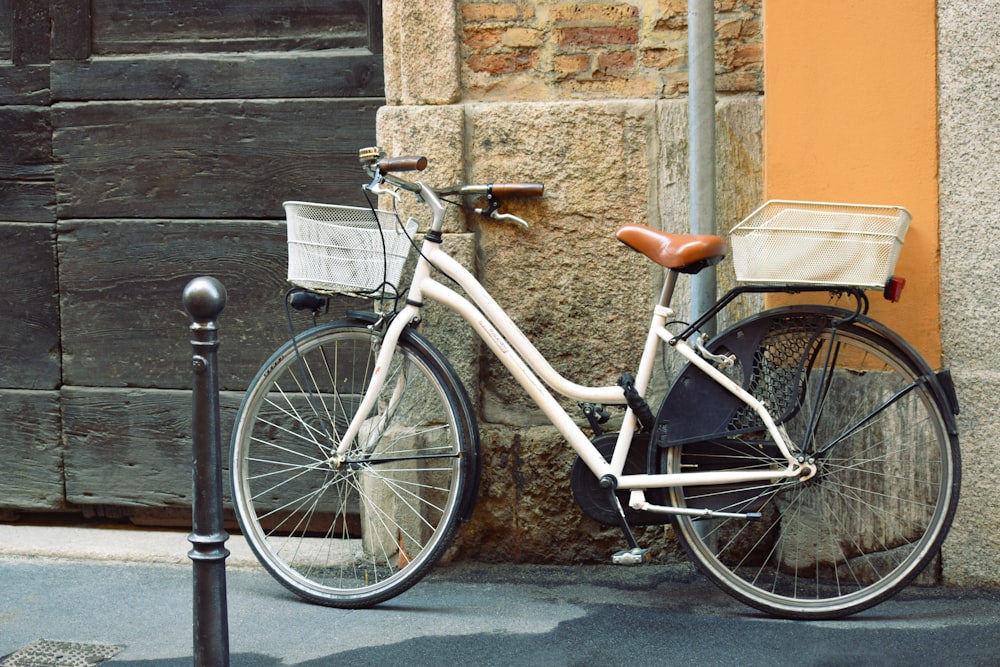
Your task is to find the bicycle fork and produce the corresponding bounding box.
[327,305,420,467]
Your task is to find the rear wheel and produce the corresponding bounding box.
[231,320,476,608]
[665,309,960,619]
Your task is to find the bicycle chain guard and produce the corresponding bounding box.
[569,433,668,526]
[655,310,831,450]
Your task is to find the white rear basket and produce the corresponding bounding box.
[730,200,910,289]
[284,201,417,297]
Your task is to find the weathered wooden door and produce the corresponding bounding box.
[0,0,384,518]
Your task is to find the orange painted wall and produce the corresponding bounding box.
[763,0,941,364]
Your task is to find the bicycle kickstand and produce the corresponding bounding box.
[601,477,652,566]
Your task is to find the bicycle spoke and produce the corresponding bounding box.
[668,310,958,619]
[231,322,473,607]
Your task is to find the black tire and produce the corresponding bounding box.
[663,308,960,619]
[231,319,478,608]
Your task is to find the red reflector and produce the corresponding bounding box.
[883,276,906,302]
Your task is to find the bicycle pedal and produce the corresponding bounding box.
[611,547,652,566]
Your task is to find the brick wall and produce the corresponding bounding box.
[460,0,762,100]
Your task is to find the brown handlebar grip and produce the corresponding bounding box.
[377,155,428,173]
[490,183,545,198]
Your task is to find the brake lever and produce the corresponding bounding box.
[474,199,530,229]
[364,181,402,202]
[486,210,530,229]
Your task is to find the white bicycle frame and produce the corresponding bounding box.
[335,181,809,519]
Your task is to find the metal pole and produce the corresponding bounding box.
[183,276,230,667]
[689,0,718,336]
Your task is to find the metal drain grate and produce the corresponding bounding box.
[0,640,123,667]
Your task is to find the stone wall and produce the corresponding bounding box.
[938,0,1000,588]
[379,0,762,562]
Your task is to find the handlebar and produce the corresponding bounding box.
[444,183,545,198]
[359,146,543,229]
[377,155,428,173]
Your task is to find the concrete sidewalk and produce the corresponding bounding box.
[2,524,1000,666]
[0,523,260,568]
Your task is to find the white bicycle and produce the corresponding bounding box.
[230,147,960,619]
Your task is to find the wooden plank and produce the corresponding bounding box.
[0,105,55,222]
[11,0,50,65]
[0,389,63,510]
[367,0,384,54]
[62,387,243,508]
[58,218,364,390]
[0,0,12,59]
[52,99,380,219]
[92,0,368,54]
[0,64,51,104]
[1,107,54,180]
[58,219,287,390]
[52,52,384,101]
[0,223,60,389]
[62,385,360,513]
[50,0,93,60]
[0,182,55,222]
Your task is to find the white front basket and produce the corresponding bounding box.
[284,201,418,297]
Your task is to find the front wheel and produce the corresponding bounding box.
[662,308,960,619]
[230,319,478,608]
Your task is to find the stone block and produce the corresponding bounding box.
[938,0,1000,588]
[940,369,1000,588]
[465,100,657,423]
[652,97,763,392]
[455,98,763,421]
[450,423,679,564]
[383,0,460,105]
[938,0,1000,372]
[451,424,620,562]
[376,104,466,233]
[416,233,483,410]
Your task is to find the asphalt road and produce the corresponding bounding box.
[1,527,999,666]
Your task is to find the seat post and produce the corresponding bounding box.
[658,270,679,309]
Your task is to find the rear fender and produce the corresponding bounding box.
[653,305,959,453]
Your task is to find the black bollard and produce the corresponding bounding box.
[182,276,230,667]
